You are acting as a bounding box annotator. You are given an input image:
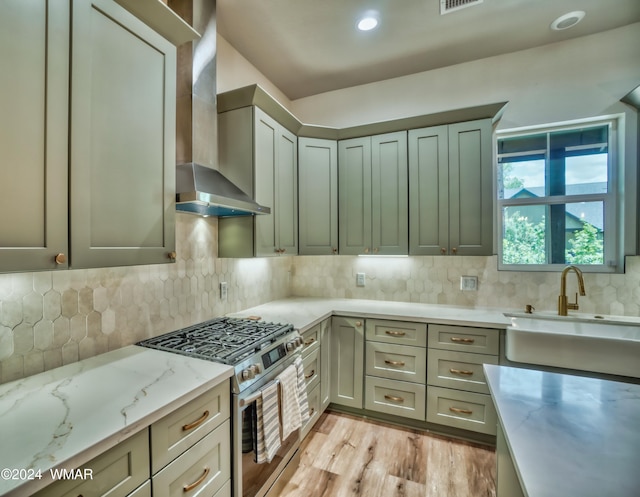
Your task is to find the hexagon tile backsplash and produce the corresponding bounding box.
[1,212,639,384]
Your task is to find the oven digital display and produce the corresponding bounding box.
[262,344,286,369]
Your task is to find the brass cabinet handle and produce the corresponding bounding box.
[355,321,362,327]
[305,369,315,379]
[440,247,446,254]
[450,337,475,344]
[364,247,370,254]
[182,410,210,431]
[310,407,315,415]
[452,247,457,255]
[332,247,338,254]
[450,368,474,376]
[385,330,406,337]
[168,251,177,261]
[54,253,67,265]
[304,338,316,346]
[449,406,473,415]
[183,467,210,492]
[281,248,286,254]
[384,394,404,403]
[373,247,379,253]
[384,359,406,366]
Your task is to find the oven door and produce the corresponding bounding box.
[233,356,302,497]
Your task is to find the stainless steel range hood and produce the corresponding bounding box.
[171,0,267,217]
[176,163,270,216]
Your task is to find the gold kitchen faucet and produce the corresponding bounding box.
[558,265,586,316]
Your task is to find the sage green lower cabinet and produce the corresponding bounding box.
[330,317,364,408]
[496,423,526,497]
[319,318,332,411]
[365,376,426,421]
[33,429,150,497]
[427,349,498,395]
[409,119,493,256]
[128,481,151,497]
[365,342,427,384]
[152,420,231,497]
[302,383,322,439]
[298,137,339,255]
[301,319,331,435]
[426,386,497,435]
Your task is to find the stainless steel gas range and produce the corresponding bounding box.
[137,316,304,497]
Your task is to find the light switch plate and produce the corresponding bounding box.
[220,282,228,300]
[356,273,366,287]
[460,275,478,291]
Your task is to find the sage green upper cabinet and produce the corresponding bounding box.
[409,119,493,256]
[338,132,408,255]
[218,107,298,257]
[0,0,69,272]
[70,0,177,269]
[298,137,338,255]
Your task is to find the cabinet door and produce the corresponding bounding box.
[298,138,338,255]
[330,317,364,408]
[0,0,69,272]
[448,119,493,255]
[70,0,176,269]
[275,126,298,255]
[371,132,408,255]
[338,137,372,255]
[408,125,449,255]
[319,318,331,411]
[254,108,277,256]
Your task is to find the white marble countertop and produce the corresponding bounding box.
[484,364,640,497]
[0,346,233,497]
[228,297,514,332]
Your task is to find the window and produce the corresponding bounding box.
[497,118,620,271]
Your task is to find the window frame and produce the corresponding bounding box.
[496,115,622,273]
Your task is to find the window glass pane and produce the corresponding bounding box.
[499,159,545,199]
[501,201,604,265]
[565,153,608,194]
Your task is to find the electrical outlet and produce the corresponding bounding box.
[356,272,366,287]
[220,282,228,300]
[460,276,478,291]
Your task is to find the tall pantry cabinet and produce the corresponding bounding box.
[0,0,180,272]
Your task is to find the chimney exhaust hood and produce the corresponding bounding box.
[176,162,270,216]
[171,0,268,217]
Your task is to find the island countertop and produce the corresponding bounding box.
[484,364,640,497]
[0,346,233,497]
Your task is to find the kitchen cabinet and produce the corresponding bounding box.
[0,0,178,272]
[426,324,499,435]
[408,119,493,255]
[301,318,332,437]
[298,137,339,255]
[330,316,364,408]
[364,319,427,421]
[338,132,408,255]
[33,429,150,497]
[218,106,298,257]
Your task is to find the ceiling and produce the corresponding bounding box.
[216,0,640,100]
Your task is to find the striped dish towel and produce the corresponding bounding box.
[278,364,303,440]
[252,380,281,464]
[294,356,310,424]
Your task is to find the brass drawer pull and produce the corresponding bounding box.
[304,338,316,346]
[449,368,474,376]
[384,394,405,403]
[183,467,210,492]
[449,406,473,415]
[310,407,315,415]
[305,369,316,380]
[384,359,406,366]
[450,337,475,344]
[182,410,210,431]
[385,330,406,336]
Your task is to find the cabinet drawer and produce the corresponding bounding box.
[129,481,151,497]
[365,342,426,383]
[34,429,149,497]
[151,380,230,473]
[428,324,499,355]
[366,319,427,347]
[302,348,320,392]
[426,386,497,435]
[302,384,321,439]
[301,323,321,357]
[427,349,498,394]
[153,419,231,497]
[365,376,426,421]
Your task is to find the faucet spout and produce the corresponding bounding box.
[558,265,586,316]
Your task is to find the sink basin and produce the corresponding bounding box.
[505,313,640,379]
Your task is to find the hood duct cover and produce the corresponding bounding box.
[176,163,270,217]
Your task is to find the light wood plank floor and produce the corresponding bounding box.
[280,411,496,497]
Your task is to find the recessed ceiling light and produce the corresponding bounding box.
[551,11,586,31]
[357,16,379,31]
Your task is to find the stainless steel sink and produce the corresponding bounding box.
[504,312,640,379]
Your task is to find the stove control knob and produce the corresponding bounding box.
[286,341,295,352]
[253,363,262,374]
[241,368,255,381]
[297,337,304,348]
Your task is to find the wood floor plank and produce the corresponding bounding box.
[279,411,496,497]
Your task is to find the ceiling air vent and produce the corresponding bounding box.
[440,0,483,15]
